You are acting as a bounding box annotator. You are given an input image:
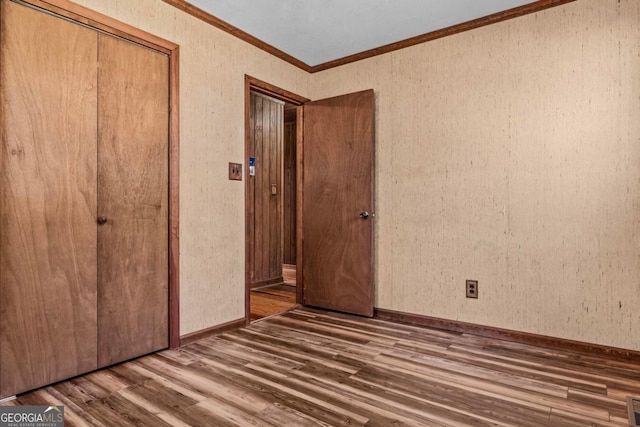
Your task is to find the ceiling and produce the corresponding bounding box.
[183,0,540,67]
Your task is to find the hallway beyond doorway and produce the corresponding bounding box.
[250,265,298,321]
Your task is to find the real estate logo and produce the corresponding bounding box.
[0,406,64,427]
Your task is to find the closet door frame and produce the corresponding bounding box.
[15,0,182,348]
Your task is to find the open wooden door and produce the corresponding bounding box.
[302,89,374,317]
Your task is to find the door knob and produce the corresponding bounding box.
[97,216,108,225]
[359,211,369,220]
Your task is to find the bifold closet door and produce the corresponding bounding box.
[0,0,98,396]
[96,34,169,367]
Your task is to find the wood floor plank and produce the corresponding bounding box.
[195,397,278,427]
[231,328,358,373]
[3,307,637,426]
[243,363,441,427]
[124,361,208,403]
[274,315,398,346]
[84,394,174,427]
[83,371,131,395]
[448,343,638,394]
[51,378,107,405]
[14,389,95,427]
[567,388,629,421]
[137,355,273,412]
[259,319,370,351]
[455,334,640,383]
[372,352,612,421]
[199,357,372,425]
[190,358,370,426]
[259,402,334,427]
[247,358,511,427]
[190,337,306,371]
[155,348,203,366]
[248,319,561,425]
[351,367,551,427]
[115,384,201,427]
[41,386,105,427]
[386,347,570,398]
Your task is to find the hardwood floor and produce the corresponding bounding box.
[3,308,639,426]
[250,264,298,321]
[250,284,298,321]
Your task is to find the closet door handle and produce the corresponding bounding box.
[97,216,108,225]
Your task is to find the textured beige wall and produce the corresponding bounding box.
[67,0,640,350]
[71,0,309,335]
[310,0,640,350]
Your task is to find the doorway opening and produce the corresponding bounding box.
[244,78,375,322]
[244,76,308,323]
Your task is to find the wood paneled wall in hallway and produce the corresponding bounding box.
[283,110,297,266]
[249,92,284,287]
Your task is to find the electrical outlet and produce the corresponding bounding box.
[229,162,242,180]
[466,280,478,298]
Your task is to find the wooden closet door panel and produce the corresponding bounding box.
[0,0,98,396]
[97,34,169,367]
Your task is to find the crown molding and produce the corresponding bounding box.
[162,0,576,73]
